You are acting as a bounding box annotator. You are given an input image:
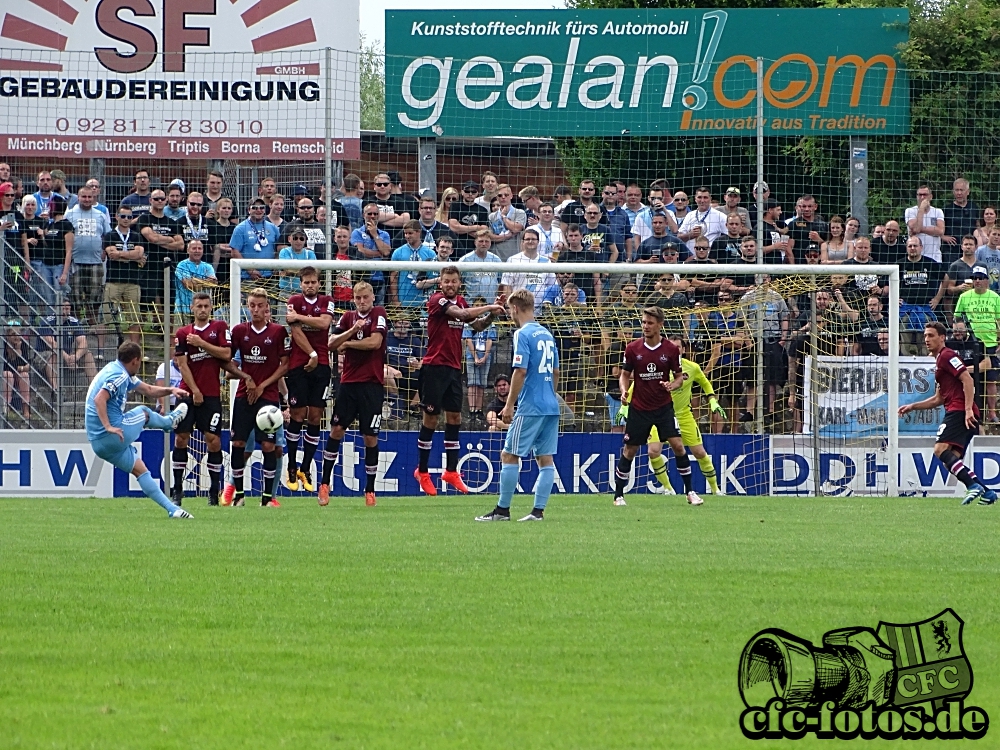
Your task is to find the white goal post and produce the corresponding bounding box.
[230,258,901,495]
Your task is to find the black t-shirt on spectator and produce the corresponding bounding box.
[558,248,601,299]
[857,314,889,355]
[208,220,237,288]
[416,220,453,249]
[316,198,351,230]
[103,228,145,285]
[449,201,491,255]
[558,201,608,227]
[2,209,24,251]
[786,217,829,262]
[943,201,980,243]
[946,335,985,398]
[685,257,719,305]
[136,213,179,297]
[364,193,417,244]
[871,237,904,266]
[841,258,888,297]
[635,233,682,262]
[580,223,615,259]
[34,218,74,266]
[710,234,743,263]
[728,256,758,290]
[899,258,943,306]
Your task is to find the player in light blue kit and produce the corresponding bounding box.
[476,288,560,522]
[86,341,193,518]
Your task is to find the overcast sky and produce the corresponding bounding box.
[361,0,563,45]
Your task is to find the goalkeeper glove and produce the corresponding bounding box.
[709,397,727,419]
[617,403,630,423]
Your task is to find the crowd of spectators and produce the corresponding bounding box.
[2,159,1000,432]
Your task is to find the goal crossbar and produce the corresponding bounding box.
[230,258,901,493]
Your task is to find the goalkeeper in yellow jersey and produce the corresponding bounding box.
[619,335,723,495]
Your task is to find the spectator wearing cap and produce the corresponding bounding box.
[340,173,364,229]
[634,211,683,263]
[31,194,73,310]
[163,180,185,220]
[50,169,77,210]
[448,181,491,256]
[955,264,1000,420]
[229,198,279,279]
[760,200,793,263]
[723,187,752,235]
[120,168,152,221]
[752,181,770,204]
[485,374,511,431]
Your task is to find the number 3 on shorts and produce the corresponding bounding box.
[937,422,946,437]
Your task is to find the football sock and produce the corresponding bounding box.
[137,470,175,513]
[698,455,719,493]
[498,462,518,509]
[286,420,303,477]
[675,451,693,493]
[142,406,174,431]
[274,451,285,494]
[365,445,379,493]
[207,451,223,494]
[172,447,188,492]
[444,423,460,472]
[261,450,277,504]
[649,453,669,488]
[417,426,435,472]
[534,465,555,511]
[614,454,634,497]
[321,437,342,485]
[301,424,321,478]
[231,448,246,499]
[941,449,979,489]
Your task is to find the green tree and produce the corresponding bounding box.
[360,35,385,131]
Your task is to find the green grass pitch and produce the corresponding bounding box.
[2,494,999,749]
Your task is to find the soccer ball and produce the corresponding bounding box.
[255,405,283,432]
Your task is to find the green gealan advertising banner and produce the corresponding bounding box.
[385,8,909,138]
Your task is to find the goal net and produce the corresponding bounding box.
[158,258,901,503]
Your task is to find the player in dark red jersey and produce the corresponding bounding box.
[415,265,505,495]
[322,281,388,506]
[899,321,998,505]
[173,292,231,506]
[615,305,702,507]
[229,288,290,507]
[283,266,335,494]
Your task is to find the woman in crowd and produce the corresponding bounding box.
[975,206,997,247]
[436,187,458,224]
[821,215,851,264]
[209,197,238,288]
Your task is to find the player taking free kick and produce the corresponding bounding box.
[614,306,702,507]
[324,282,388,507]
[414,265,505,495]
[898,322,998,506]
[86,342,192,518]
[476,289,560,522]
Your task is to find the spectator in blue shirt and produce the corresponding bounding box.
[390,220,436,307]
[230,198,280,279]
[174,239,217,317]
[351,202,392,304]
[457,229,502,302]
[278,229,317,295]
[601,181,631,260]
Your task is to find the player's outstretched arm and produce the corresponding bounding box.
[135,380,188,400]
[899,385,943,415]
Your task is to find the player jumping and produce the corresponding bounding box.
[173,292,231,506]
[414,265,505,495]
[618,335,724,496]
[86,341,192,518]
[323,282,389,507]
[899,322,998,505]
[476,289,560,522]
[229,289,290,507]
[614,306,702,507]
[284,266,335,494]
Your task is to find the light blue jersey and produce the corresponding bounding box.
[511,321,560,417]
[85,360,141,439]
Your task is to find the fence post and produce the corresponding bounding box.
[324,47,334,297]
[418,138,437,199]
[849,137,869,235]
[755,57,765,428]
[163,256,173,498]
